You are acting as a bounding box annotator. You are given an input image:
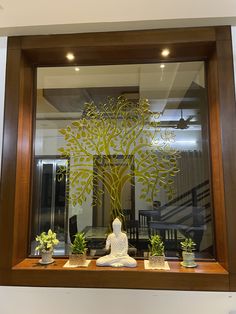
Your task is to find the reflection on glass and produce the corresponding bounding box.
[31,62,214,259]
[40,163,53,232]
[31,159,68,255]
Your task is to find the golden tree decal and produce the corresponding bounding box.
[58,97,179,226]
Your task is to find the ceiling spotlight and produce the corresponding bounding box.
[160,64,165,69]
[66,53,75,61]
[75,67,80,72]
[161,49,170,57]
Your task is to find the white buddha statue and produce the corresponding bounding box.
[96,218,137,268]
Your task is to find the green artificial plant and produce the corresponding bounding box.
[180,238,196,253]
[35,229,59,252]
[71,232,87,255]
[149,234,165,256]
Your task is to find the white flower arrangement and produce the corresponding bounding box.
[35,229,59,252]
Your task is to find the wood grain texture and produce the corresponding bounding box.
[23,43,214,67]
[19,27,216,67]
[10,259,228,290]
[207,50,228,269]
[0,44,22,270]
[12,56,34,265]
[215,28,236,283]
[20,27,216,49]
[13,258,227,273]
[230,274,236,291]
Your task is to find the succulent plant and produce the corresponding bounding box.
[71,232,87,254]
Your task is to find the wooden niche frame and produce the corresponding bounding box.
[0,26,236,291]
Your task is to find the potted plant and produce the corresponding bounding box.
[35,229,59,264]
[69,232,87,266]
[148,234,165,268]
[180,237,197,267]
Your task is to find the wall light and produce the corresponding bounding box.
[75,67,80,72]
[66,53,75,61]
[161,49,170,57]
[160,64,165,69]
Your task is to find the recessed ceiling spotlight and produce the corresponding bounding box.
[66,53,75,61]
[160,64,165,69]
[75,67,80,72]
[161,49,170,57]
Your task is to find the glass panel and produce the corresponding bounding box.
[40,163,53,232]
[54,163,67,240]
[31,62,214,259]
[30,158,68,255]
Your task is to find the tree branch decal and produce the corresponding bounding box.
[57,96,180,226]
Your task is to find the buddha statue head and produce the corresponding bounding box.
[112,218,122,235]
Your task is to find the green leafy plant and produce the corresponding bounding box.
[149,234,165,256]
[35,229,59,252]
[58,96,180,227]
[71,232,87,254]
[180,238,196,253]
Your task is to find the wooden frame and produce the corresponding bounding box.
[0,26,236,290]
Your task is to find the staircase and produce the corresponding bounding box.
[159,179,210,226]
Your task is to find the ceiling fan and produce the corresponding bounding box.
[174,109,194,129]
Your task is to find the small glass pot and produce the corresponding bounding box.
[69,253,86,266]
[182,251,196,267]
[41,250,53,264]
[149,255,165,268]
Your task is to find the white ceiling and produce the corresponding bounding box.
[36,61,205,131]
[37,61,205,112]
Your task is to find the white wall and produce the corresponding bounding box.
[0,287,236,314]
[1,29,236,314]
[0,0,235,27]
[0,0,236,35]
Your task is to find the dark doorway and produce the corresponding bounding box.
[93,155,135,227]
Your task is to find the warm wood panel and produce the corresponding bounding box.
[20,27,216,50]
[215,28,236,278]
[0,39,35,269]
[20,27,216,67]
[12,56,34,265]
[23,42,215,67]
[13,259,227,273]
[230,274,236,291]
[11,259,228,290]
[207,50,228,269]
[0,47,22,270]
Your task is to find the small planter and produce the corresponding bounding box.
[69,232,87,266]
[35,229,59,264]
[148,235,165,269]
[69,253,86,266]
[40,250,54,264]
[181,251,197,268]
[149,255,165,268]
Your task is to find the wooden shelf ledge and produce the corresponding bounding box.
[13,258,227,274]
[9,258,228,290]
